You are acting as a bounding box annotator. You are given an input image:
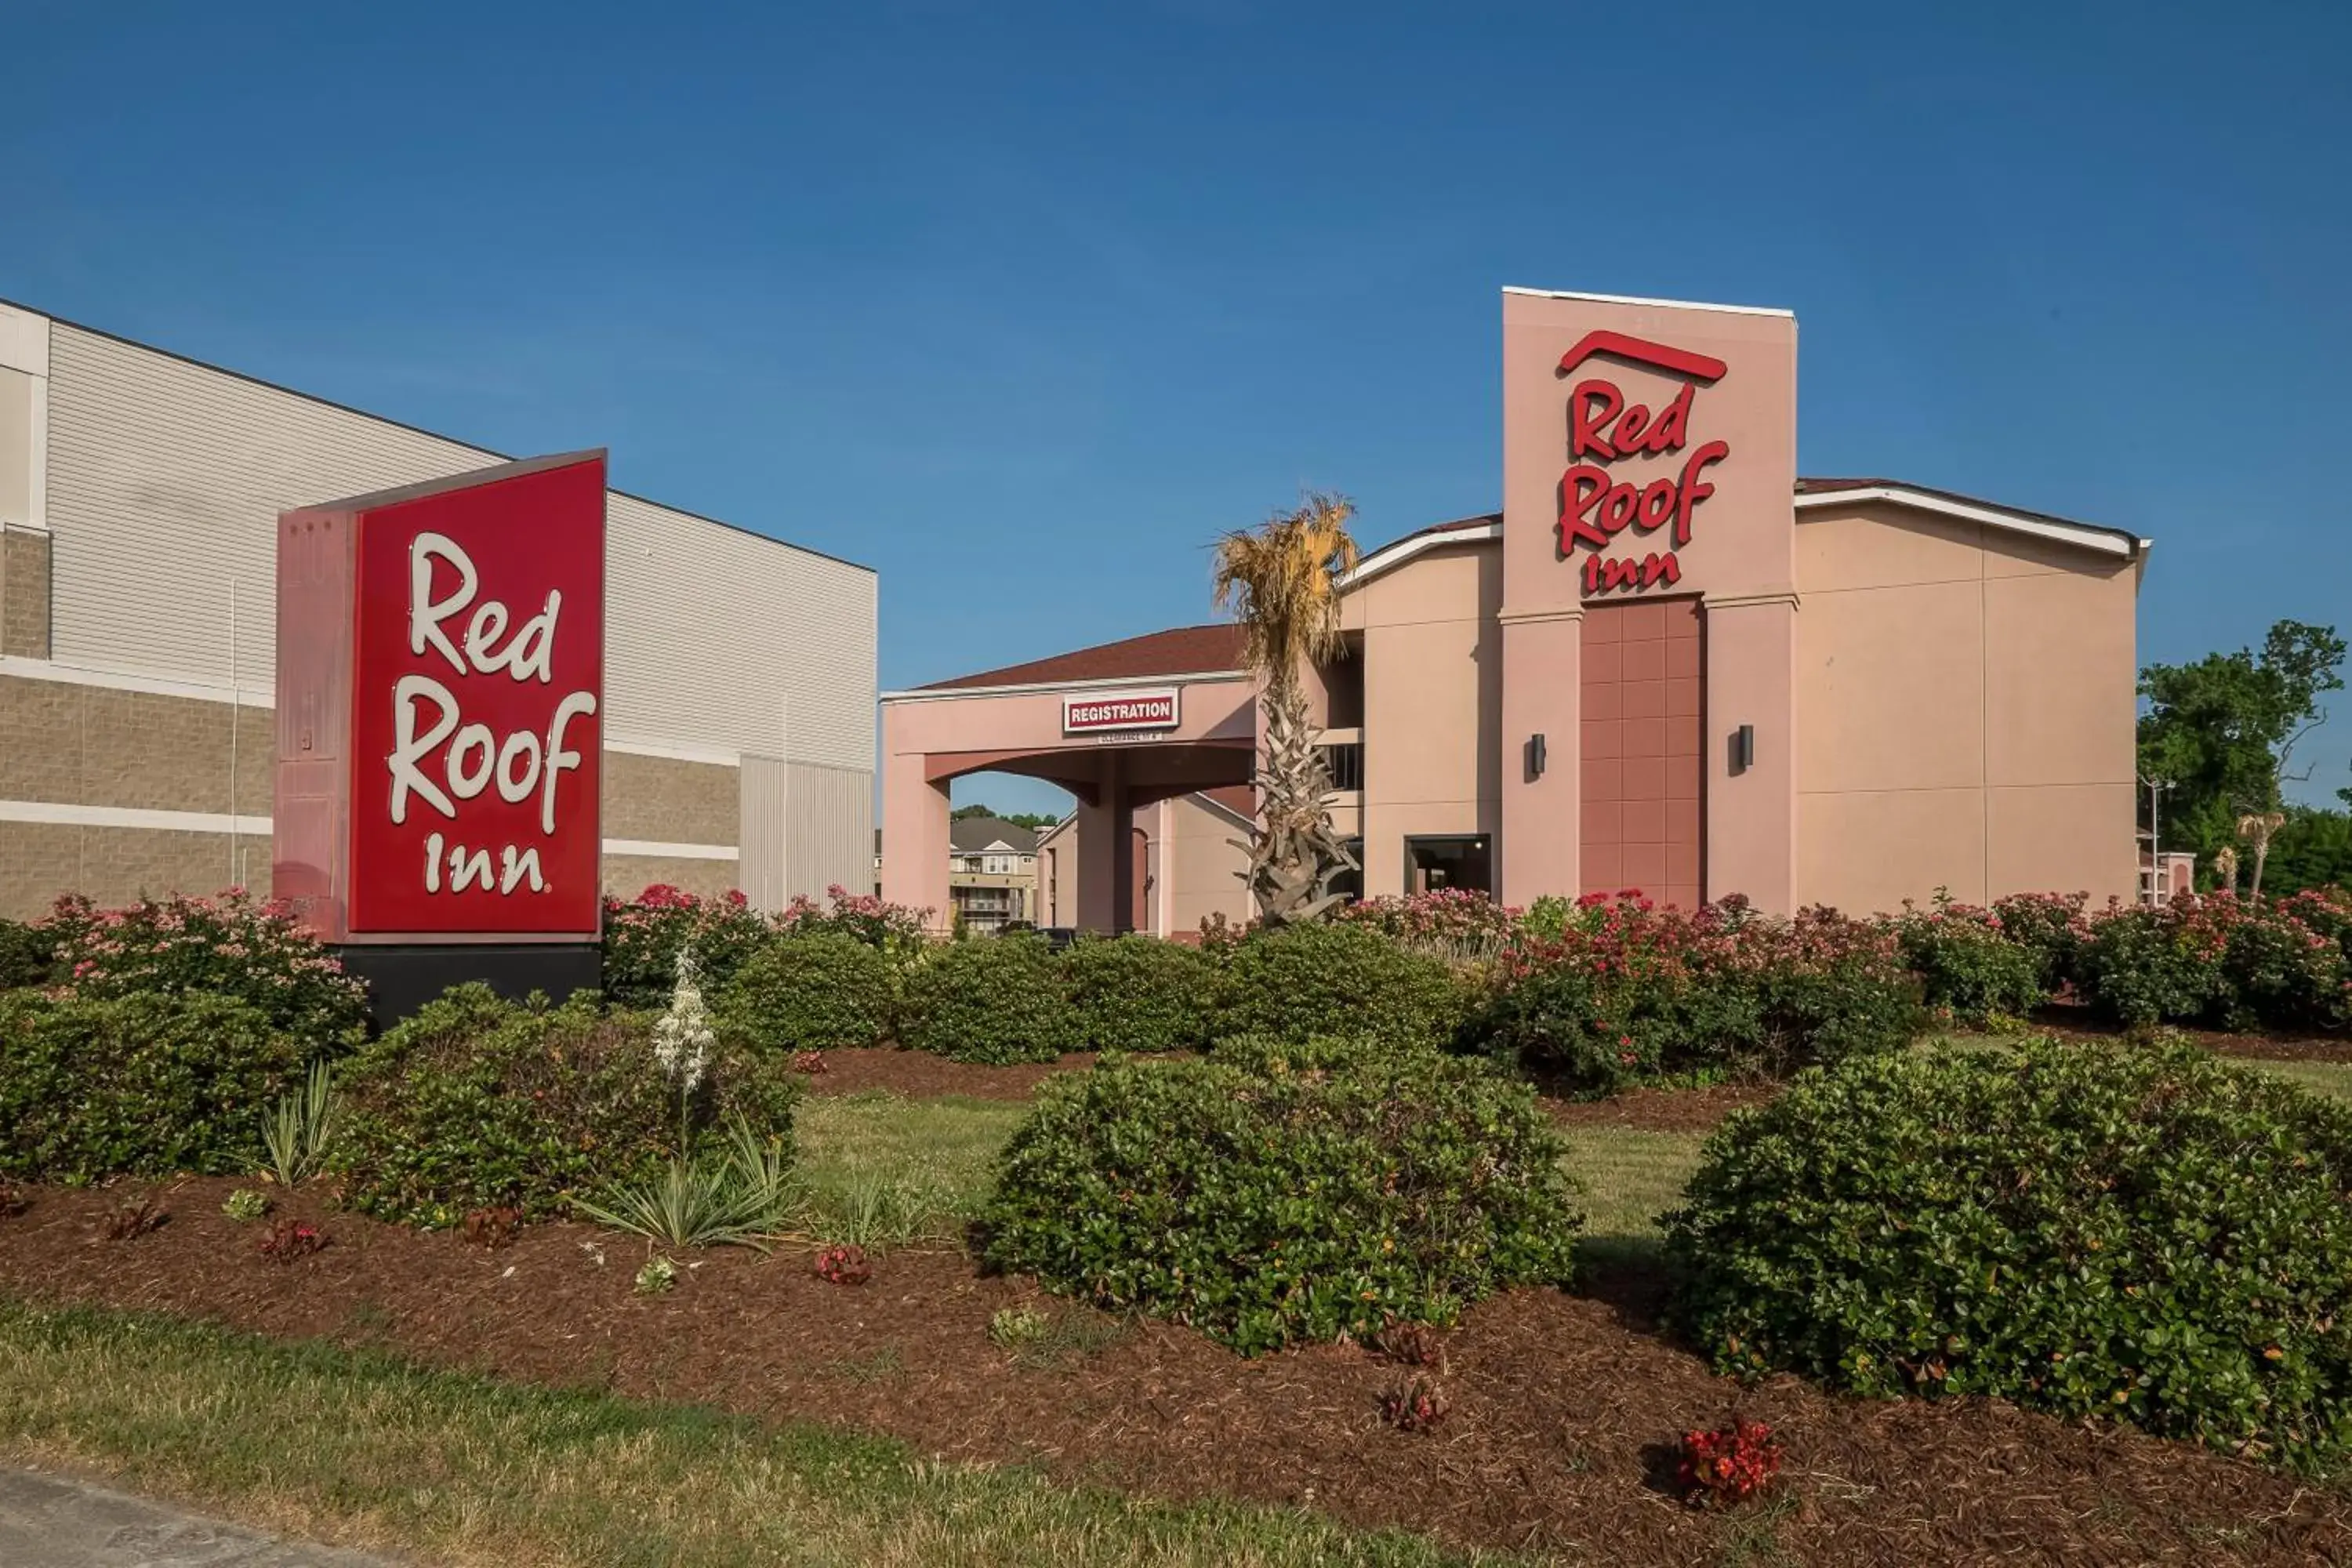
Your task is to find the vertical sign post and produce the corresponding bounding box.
[274,451,608,1022]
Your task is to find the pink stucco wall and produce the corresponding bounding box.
[1498,289,1798,909]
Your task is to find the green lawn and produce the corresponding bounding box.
[0,1303,1504,1568]
[1559,1129,1706,1243]
[790,1091,1030,1249]
[2243,1057,2352,1102]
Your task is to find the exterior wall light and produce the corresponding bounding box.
[1730,724,1755,775]
[1527,732,1548,779]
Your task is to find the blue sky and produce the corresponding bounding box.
[10,1,2349,819]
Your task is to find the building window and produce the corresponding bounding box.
[1404,834,1491,898]
[1319,741,1363,793]
[1319,634,1365,728]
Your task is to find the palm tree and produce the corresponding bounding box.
[1211,493,1362,926]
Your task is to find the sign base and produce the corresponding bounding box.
[336,942,603,1030]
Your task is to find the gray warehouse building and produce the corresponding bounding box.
[0,298,876,920]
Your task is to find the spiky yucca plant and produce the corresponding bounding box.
[1211,494,1362,926]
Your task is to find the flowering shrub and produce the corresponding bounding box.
[1989,891,2089,993]
[720,932,896,1054]
[38,892,366,1045]
[2072,891,2350,1033]
[1665,1038,2352,1466]
[332,985,800,1226]
[776,885,931,954]
[1378,1374,1450,1432]
[1678,1418,1783,1508]
[634,1257,677,1295]
[599,885,771,1010]
[895,935,1080,1064]
[814,1242,872,1285]
[1061,935,1216,1053]
[980,1051,1583,1354]
[257,1218,327,1263]
[1890,893,2045,1024]
[0,991,307,1184]
[1212,922,1472,1053]
[1473,895,1918,1095]
[222,1189,270,1222]
[1336,890,1520,963]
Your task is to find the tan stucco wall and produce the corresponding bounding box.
[1793,504,2137,910]
[1160,793,1252,936]
[1341,542,1501,896]
[0,369,32,528]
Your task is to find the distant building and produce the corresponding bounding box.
[949,815,1040,934]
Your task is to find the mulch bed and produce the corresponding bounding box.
[3,1179,2343,1565]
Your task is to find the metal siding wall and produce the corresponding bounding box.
[737,753,789,910]
[604,493,876,771]
[45,328,492,691]
[785,760,872,901]
[41,325,877,779]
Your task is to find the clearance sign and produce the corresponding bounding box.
[274,452,607,941]
[1062,688,1180,735]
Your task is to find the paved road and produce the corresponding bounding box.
[0,1469,402,1567]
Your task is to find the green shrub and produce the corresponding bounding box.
[0,991,307,1183]
[719,932,895,1053]
[0,917,53,990]
[38,892,368,1046]
[980,1052,1583,1354]
[1665,1039,2352,1467]
[1893,897,2045,1023]
[895,935,1080,1065]
[332,985,800,1227]
[1212,922,1468,1051]
[1207,1031,1403,1076]
[1062,935,1215,1053]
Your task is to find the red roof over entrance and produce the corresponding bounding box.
[918,622,1246,691]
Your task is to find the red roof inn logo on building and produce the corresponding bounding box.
[1062,688,1180,735]
[1554,331,1731,596]
[273,452,607,942]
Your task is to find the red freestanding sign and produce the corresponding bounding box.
[274,452,607,944]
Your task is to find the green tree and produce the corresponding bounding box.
[2137,619,2346,863]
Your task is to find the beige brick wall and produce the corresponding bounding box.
[604,751,739,846]
[2,529,51,659]
[0,670,747,921]
[0,822,263,919]
[0,673,268,817]
[601,853,741,902]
